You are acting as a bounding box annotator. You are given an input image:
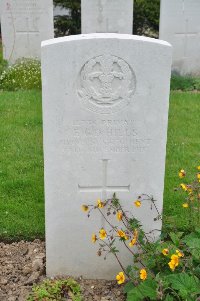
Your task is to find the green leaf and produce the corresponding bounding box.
[123,282,135,293]
[110,247,119,254]
[126,279,157,301]
[191,248,200,261]
[164,295,174,301]
[184,237,200,248]
[184,233,200,243]
[109,239,115,247]
[165,273,200,299]
[169,232,182,246]
[183,237,200,261]
[143,256,156,269]
[194,266,200,278]
[195,227,200,235]
[126,265,132,275]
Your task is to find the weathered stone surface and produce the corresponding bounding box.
[81,0,133,34]
[1,0,54,64]
[0,1,2,21]
[42,33,172,279]
[160,0,200,75]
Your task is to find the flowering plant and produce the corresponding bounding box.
[82,166,200,301]
[27,278,82,301]
[0,58,41,91]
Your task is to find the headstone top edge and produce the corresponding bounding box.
[41,34,172,49]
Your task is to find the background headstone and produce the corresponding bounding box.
[160,0,200,75]
[42,33,172,279]
[1,0,54,64]
[53,4,69,17]
[82,0,134,34]
[0,1,2,22]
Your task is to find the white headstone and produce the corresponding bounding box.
[160,0,200,75]
[42,33,172,279]
[54,5,69,17]
[1,0,54,64]
[81,0,134,34]
[0,1,2,22]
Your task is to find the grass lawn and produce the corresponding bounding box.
[164,91,200,230]
[0,90,44,241]
[0,90,200,240]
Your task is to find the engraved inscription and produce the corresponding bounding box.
[78,55,136,114]
[6,0,41,15]
[61,119,151,154]
[6,0,41,33]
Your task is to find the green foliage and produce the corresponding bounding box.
[27,278,83,301]
[0,59,41,91]
[54,0,81,36]
[170,75,200,91]
[125,279,157,301]
[0,43,8,76]
[0,59,8,76]
[183,232,200,261]
[125,222,200,300]
[168,232,184,246]
[133,0,160,37]
[85,167,200,300]
[165,273,200,301]
[164,295,173,301]
[128,217,200,301]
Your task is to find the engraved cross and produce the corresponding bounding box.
[175,19,198,57]
[16,17,39,34]
[78,159,130,201]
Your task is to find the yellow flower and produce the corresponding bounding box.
[168,255,179,271]
[168,260,176,271]
[171,254,179,267]
[162,248,169,256]
[91,234,97,243]
[81,205,89,212]
[134,200,141,207]
[99,228,107,240]
[117,230,128,240]
[116,272,125,285]
[140,269,147,281]
[197,166,200,170]
[97,199,104,208]
[134,229,138,239]
[129,237,137,247]
[129,229,138,247]
[197,173,200,180]
[179,169,186,178]
[176,250,184,257]
[182,203,189,208]
[180,184,187,191]
[117,211,123,221]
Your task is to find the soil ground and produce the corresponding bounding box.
[0,240,125,301]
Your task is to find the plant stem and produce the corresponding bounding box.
[102,239,128,277]
[97,208,117,232]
